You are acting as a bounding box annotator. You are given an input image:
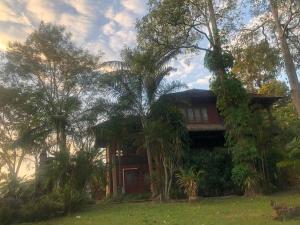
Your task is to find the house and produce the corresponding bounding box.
[95,89,280,196]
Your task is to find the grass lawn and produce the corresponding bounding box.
[23,191,300,225]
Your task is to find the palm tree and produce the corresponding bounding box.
[99,48,184,197]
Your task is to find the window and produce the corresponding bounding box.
[124,169,138,186]
[180,107,209,123]
[201,108,208,122]
[194,108,201,121]
[187,108,194,121]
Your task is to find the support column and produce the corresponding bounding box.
[105,147,112,197]
[111,145,118,197]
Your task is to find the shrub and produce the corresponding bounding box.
[176,168,203,201]
[62,185,92,213]
[187,147,234,196]
[0,197,22,225]
[0,205,19,225]
[20,195,64,222]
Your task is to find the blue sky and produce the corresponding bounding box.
[0,0,230,89]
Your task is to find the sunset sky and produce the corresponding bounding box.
[0,0,211,89]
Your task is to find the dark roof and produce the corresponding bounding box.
[166,89,215,98]
[163,89,281,106]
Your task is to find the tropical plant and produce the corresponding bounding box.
[147,102,188,200]
[176,168,203,201]
[99,47,184,197]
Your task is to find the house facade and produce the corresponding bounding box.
[95,89,279,196]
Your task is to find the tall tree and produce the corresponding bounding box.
[147,102,187,200]
[100,48,183,197]
[4,22,100,153]
[0,86,44,180]
[269,0,300,116]
[137,0,238,82]
[245,0,300,116]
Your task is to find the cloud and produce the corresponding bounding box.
[0,1,30,25]
[169,55,197,79]
[26,0,60,23]
[121,0,146,15]
[105,7,136,28]
[102,21,117,36]
[59,13,92,44]
[195,75,211,85]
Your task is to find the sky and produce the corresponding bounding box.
[0,0,211,89]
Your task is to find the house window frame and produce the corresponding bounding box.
[181,107,209,123]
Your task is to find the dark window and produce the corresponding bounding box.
[125,169,138,186]
[194,108,201,121]
[201,108,208,122]
[187,108,194,121]
[180,107,209,123]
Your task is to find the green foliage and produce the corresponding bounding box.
[204,50,234,73]
[232,41,281,91]
[147,102,189,199]
[286,137,300,160]
[210,73,261,193]
[61,185,91,213]
[187,148,234,196]
[3,21,100,154]
[231,164,261,195]
[258,80,289,97]
[176,167,203,200]
[137,0,238,55]
[20,195,64,222]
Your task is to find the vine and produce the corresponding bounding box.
[206,50,259,194]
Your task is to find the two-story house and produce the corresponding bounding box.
[95,89,280,196]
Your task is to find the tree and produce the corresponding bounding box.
[269,0,300,116]
[4,22,100,153]
[137,0,238,82]
[0,86,28,180]
[232,41,281,92]
[0,86,47,181]
[100,47,183,197]
[245,0,300,116]
[147,102,188,200]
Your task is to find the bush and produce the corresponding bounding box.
[62,185,92,213]
[0,186,93,224]
[20,195,64,222]
[0,197,22,225]
[0,205,19,225]
[187,147,234,196]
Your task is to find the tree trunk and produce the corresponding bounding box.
[56,117,67,152]
[270,0,300,117]
[111,146,118,197]
[141,118,156,198]
[145,137,156,197]
[207,0,226,81]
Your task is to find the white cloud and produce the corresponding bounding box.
[121,0,146,15]
[195,75,211,85]
[102,21,117,36]
[26,0,59,23]
[105,7,136,28]
[0,1,29,25]
[169,54,200,79]
[59,13,92,44]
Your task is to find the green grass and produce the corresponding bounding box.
[23,191,300,225]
